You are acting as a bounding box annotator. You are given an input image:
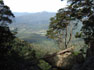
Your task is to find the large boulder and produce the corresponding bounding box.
[43,47,84,70]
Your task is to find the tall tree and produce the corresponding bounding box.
[67,0,94,43]
[66,0,94,56]
[0,1,41,70]
[0,0,15,69]
[46,8,76,49]
[61,0,94,57]
[0,0,15,56]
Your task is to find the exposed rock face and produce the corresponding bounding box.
[43,47,84,70]
[56,47,75,70]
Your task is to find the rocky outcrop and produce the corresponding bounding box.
[43,47,84,70]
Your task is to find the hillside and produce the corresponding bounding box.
[10,12,56,41]
[9,12,84,52]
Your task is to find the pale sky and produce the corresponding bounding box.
[3,0,67,13]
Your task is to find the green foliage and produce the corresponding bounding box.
[32,40,59,58]
[0,1,15,66]
[0,37,41,70]
[0,2,14,24]
[46,7,78,49]
[47,8,70,39]
[67,0,94,45]
[38,60,51,70]
[0,1,41,70]
[72,51,80,56]
[75,32,82,38]
[9,38,40,70]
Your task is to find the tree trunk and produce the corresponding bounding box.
[86,41,94,58]
[65,26,68,49]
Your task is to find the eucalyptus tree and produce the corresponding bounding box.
[67,0,94,46]
[60,0,94,57]
[46,8,76,49]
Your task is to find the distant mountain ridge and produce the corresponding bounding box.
[13,12,30,17]
[13,11,56,17]
[10,12,56,41]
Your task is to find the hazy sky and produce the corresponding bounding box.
[3,0,67,13]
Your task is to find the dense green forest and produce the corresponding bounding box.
[1,0,94,70]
